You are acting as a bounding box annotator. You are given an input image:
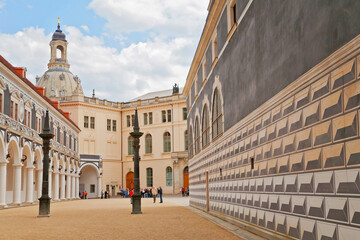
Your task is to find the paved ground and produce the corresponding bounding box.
[0,196,241,240]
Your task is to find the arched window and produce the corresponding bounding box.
[184,130,188,151]
[163,132,171,152]
[166,166,172,186]
[145,134,152,154]
[202,105,210,147]
[189,126,194,158]
[212,88,223,139]
[194,117,200,154]
[146,167,153,187]
[128,136,134,155]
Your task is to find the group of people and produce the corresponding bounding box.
[100,190,111,199]
[80,191,88,199]
[136,187,163,203]
[181,187,189,197]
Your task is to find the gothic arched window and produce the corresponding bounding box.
[212,88,223,139]
[202,105,210,147]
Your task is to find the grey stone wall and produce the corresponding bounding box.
[188,1,360,239]
[189,0,360,131]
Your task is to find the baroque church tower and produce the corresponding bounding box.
[36,19,83,99]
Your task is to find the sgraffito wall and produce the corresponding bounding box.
[187,1,360,239]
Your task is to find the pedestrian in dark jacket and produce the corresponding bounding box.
[158,186,163,203]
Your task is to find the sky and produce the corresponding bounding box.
[0,0,209,101]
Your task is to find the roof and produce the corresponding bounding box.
[52,24,67,42]
[130,87,184,101]
[0,55,80,131]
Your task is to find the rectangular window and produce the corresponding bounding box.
[230,1,237,27]
[183,108,187,120]
[90,184,95,193]
[167,109,171,122]
[28,111,31,127]
[0,93,2,113]
[149,112,153,124]
[166,168,172,186]
[90,117,95,129]
[162,110,166,123]
[36,117,41,133]
[213,37,218,61]
[106,185,110,191]
[126,115,131,127]
[107,119,111,131]
[146,168,153,187]
[131,114,135,126]
[84,116,89,128]
[112,120,116,131]
[15,103,18,121]
[10,100,14,119]
[202,61,206,81]
[144,113,148,125]
[24,110,27,126]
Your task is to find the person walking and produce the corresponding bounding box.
[104,190,108,199]
[84,190,88,199]
[101,190,104,199]
[130,189,134,204]
[151,187,157,203]
[158,186,163,203]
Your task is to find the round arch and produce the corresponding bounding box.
[79,163,100,199]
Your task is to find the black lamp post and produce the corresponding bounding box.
[130,109,143,214]
[38,110,54,217]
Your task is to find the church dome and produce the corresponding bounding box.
[37,69,83,98]
[36,20,83,99]
[52,25,67,42]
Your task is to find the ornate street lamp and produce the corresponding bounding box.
[130,109,143,214]
[38,110,54,217]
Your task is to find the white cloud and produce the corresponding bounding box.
[80,25,90,33]
[0,1,5,9]
[0,25,201,101]
[0,1,209,102]
[88,0,208,38]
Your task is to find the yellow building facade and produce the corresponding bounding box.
[37,24,188,196]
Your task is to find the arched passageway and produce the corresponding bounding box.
[79,164,99,198]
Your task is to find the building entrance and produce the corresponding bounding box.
[126,172,134,189]
[183,166,189,189]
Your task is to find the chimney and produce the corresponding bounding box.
[51,100,59,109]
[63,112,70,118]
[36,86,45,95]
[14,67,27,78]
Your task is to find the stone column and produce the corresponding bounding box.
[66,174,71,199]
[97,176,102,198]
[60,173,65,200]
[53,172,59,201]
[48,170,52,200]
[37,170,43,199]
[75,176,80,199]
[13,164,22,205]
[26,167,34,203]
[0,162,7,207]
[71,175,75,199]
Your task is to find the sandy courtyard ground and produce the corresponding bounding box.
[0,197,240,240]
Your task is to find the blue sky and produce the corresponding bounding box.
[0,0,209,101]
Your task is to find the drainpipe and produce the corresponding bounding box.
[171,104,175,194]
[120,109,123,189]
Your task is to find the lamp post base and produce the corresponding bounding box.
[131,194,142,214]
[38,196,51,217]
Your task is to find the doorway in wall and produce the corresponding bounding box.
[126,172,134,189]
